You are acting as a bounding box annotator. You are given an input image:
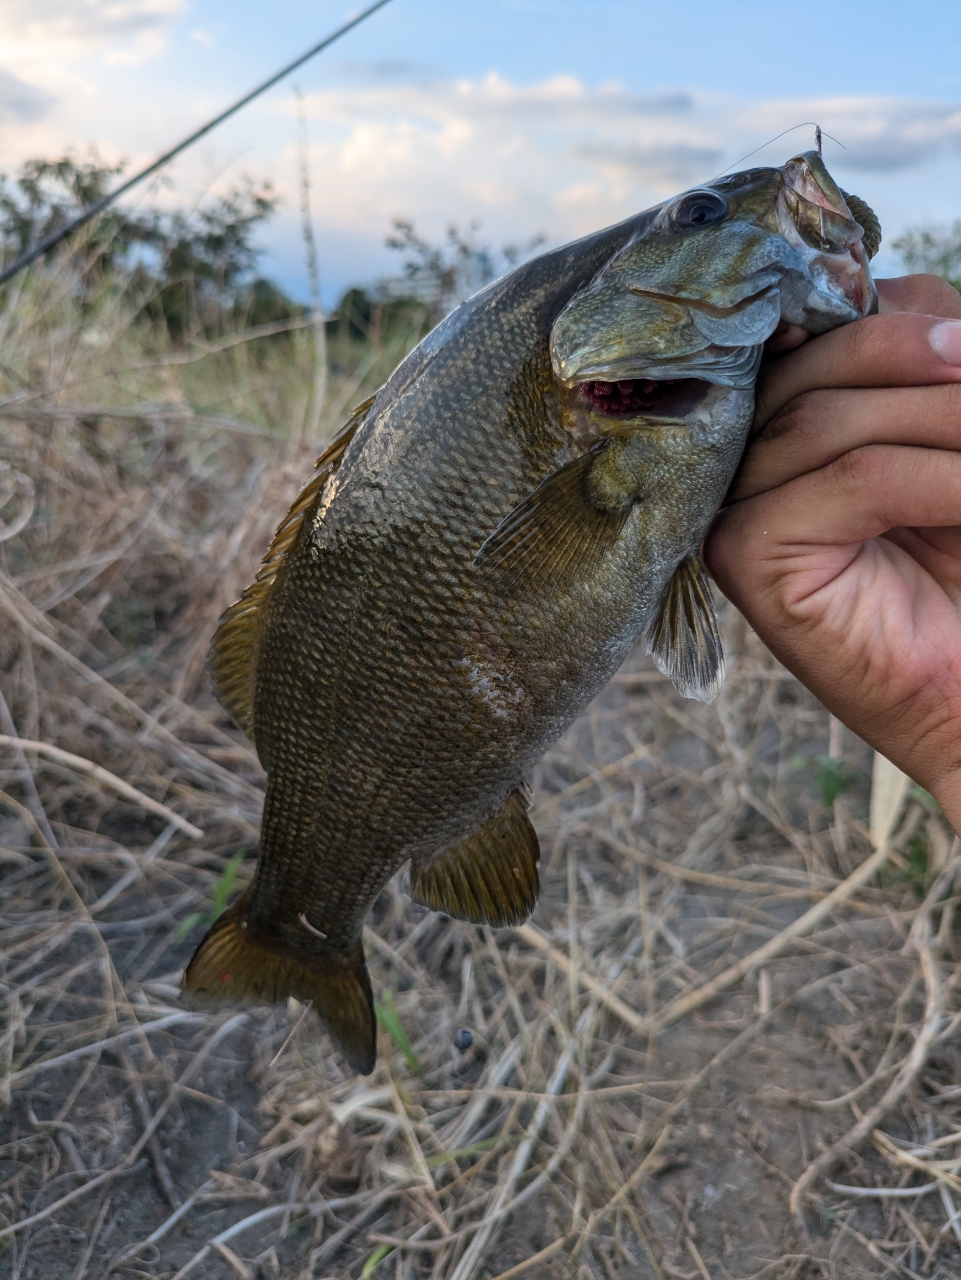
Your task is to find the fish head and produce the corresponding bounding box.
[550,152,878,440]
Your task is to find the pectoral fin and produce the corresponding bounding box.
[473,446,631,595]
[646,553,725,703]
[409,789,540,928]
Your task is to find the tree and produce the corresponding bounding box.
[893,222,961,291]
[384,219,545,323]
[0,153,162,274]
[148,176,282,335]
[0,152,294,337]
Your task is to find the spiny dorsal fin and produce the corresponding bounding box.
[646,552,725,703]
[840,190,882,259]
[182,891,376,1074]
[209,396,375,742]
[473,447,630,596]
[408,789,540,928]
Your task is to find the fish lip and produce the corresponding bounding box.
[626,282,776,319]
[778,151,876,318]
[553,338,763,391]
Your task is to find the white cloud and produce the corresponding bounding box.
[276,74,718,248]
[0,0,185,69]
[275,76,961,255]
[568,142,724,186]
[0,0,187,162]
[0,49,957,295]
[735,97,961,173]
[0,69,53,124]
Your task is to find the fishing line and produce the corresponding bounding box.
[708,123,846,184]
[0,0,396,287]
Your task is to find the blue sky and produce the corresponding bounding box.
[1,0,959,306]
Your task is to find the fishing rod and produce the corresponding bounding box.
[0,0,395,287]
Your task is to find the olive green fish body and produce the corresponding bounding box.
[184,154,880,1073]
[238,233,665,969]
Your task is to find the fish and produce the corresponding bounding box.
[182,151,880,1074]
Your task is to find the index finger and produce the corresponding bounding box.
[755,312,961,431]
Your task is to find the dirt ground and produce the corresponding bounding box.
[2,400,961,1280]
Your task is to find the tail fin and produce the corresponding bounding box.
[181,898,376,1074]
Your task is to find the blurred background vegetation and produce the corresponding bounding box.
[1,151,956,458]
[0,153,545,454]
[893,220,961,292]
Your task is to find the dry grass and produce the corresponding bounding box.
[2,259,961,1280]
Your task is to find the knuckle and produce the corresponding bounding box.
[762,389,834,445]
[846,310,919,372]
[902,273,961,318]
[832,443,893,489]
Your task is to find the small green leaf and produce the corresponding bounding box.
[814,756,851,808]
[910,783,941,814]
[361,1243,394,1277]
[173,912,204,943]
[211,850,246,920]
[374,990,420,1075]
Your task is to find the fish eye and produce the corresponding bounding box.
[671,190,728,229]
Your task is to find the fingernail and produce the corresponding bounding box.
[929,320,961,365]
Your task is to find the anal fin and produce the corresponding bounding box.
[182,894,376,1075]
[409,790,540,928]
[646,552,725,703]
[473,446,630,596]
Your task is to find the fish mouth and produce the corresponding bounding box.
[778,151,876,318]
[578,377,710,419]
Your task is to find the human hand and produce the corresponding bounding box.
[704,275,961,832]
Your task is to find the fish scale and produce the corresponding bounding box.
[184,153,880,1073]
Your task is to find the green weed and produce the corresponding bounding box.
[424,1137,499,1167]
[814,756,853,808]
[173,850,247,942]
[374,989,420,1074]
[361,1244,395,1277]
[901,823,930,894]
[791,754,859,808]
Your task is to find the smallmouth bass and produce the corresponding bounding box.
[183,152,880,1073]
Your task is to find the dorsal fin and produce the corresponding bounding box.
[209,396,375,742]
[840,190,882,259]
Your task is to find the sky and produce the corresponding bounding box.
[0,0,959,308]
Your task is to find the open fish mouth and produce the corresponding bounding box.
[579,377,710,419]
